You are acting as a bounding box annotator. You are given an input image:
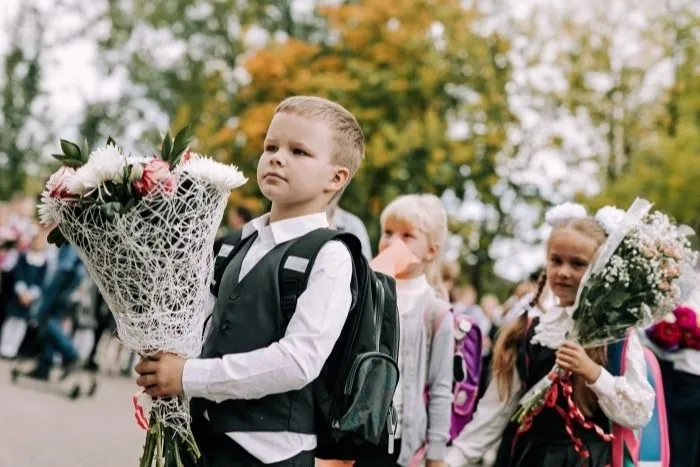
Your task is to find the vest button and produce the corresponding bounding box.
[230,291,239,300]
[220,321,231,331]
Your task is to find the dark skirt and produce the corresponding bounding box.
[495,429,610,467]
[497,317,613,467]
[668,369,700,467]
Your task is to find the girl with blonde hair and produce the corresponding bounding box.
[355,194,454,467]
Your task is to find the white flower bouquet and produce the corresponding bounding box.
[513,199,698,439]
[39,128,247,467]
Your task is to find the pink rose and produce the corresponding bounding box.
[661,243,682,260]
[47,167,76,198]
[642,245,657,259]
[664,263,681,279]
[133,159,173,196]
[674,306,698,332]
[161,173,177,194]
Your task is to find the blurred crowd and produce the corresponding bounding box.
[0,194,135,377]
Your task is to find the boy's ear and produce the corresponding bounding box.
[327,166,351,192]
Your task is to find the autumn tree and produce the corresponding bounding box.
[186,0,517,290]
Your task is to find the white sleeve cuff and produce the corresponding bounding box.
[586,367,616,399]
[28,286,41,301]
[182,358,215,400]
[14,281,28,295]
[445,447,468,467]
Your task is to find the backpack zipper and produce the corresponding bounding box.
[343,352,398,396]
[328,273,370,428]
[385,276,399,453]
[374,277,385,350]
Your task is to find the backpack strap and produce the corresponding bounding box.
[609,337,640,467]
[278,228,362,321]
[638,347,670,467]
[424,298,451,350]
[424,297,451,383]
[210,230,243,297]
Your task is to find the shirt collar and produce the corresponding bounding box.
[242,211,330,245]
[396,274,430,292]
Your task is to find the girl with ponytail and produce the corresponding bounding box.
[445,203,656,467]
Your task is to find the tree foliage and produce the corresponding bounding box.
[0,5,45,200]
[590,18,700,247]
[185,0,516,290]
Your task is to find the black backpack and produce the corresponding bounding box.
[211,227,400,460]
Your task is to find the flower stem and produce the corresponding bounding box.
[155,420,164,467]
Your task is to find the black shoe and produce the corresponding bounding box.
[60,359,80,381]
[24,369,50,381]
[84,360,99,373]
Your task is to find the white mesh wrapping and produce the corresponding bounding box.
[43,169,239,436]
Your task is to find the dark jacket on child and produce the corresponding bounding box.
[6,252,47,319]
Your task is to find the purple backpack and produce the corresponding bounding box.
[424,303,483,440]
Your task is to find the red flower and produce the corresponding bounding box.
[133,159,174,196]
[648,321,682,350]
[682,329,700,351]
[674,306,698,332]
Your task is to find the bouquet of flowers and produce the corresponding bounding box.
[38,128,247,467]
[647,305,700,351]
[513,199,698,445]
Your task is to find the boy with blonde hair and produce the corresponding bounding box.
[136,96,366,466]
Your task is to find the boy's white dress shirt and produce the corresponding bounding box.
[182,212,353,463]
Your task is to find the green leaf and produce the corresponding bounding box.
[64,159,85,168]
[52,153,85,168]
[82,138,90,162]
[47,227,66,246]
[171,125,192,161]
[122,197,136,213]
[100,201,121,221]
[60,139,81,160]
[161,131,173,161]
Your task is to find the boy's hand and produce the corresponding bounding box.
[19,292,33,307]
[555,341,601,384]
[426,461,446,467]
[135,352,186,397]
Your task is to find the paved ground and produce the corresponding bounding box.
[0,359,145,466]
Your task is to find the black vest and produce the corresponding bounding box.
[190,234,315,434]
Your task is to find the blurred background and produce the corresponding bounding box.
[2,0,700,292]
[0,1,698,464]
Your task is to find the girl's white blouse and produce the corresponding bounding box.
[445,305,656,467]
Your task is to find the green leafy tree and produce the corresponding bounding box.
[0,5,45,199]
[590,21,700,248]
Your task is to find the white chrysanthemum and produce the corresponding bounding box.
[177,154,247,191]
[545,202,587,227]
[67,144,126,195]
[595,206,626,235]
[38,196,58,226]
